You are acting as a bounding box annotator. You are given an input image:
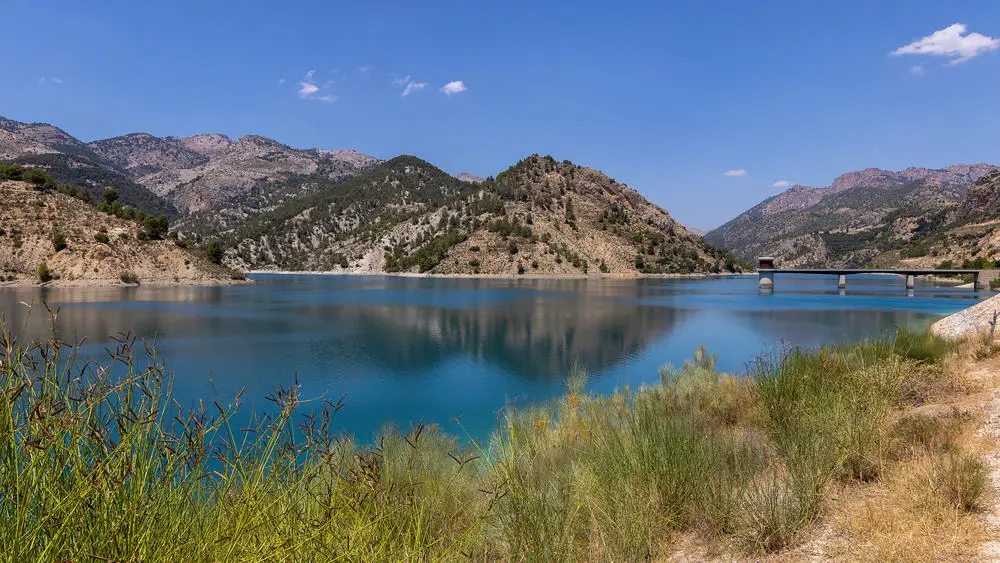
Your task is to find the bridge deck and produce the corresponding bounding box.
[759,269,980,276]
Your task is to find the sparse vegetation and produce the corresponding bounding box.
[36,262,53,282]
[221,154,737,274]
[51,232,67,252]
[119,271,139,285]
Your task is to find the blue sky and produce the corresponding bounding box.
[2,1,999,229]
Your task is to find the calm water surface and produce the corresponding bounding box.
[0,274,987,441]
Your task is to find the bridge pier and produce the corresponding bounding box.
[838,274,847,289]
[906,274,915,290]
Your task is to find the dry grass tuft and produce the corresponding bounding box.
[828,455,988,561]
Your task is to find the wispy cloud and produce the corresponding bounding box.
[297,70,336,103]
[723,169,747,177]
[39,77,63,84]
[277,78,286,84]
[910,65,925,75]
[358,65,372,76]
[891,23,999,65]
[440,80,468,96]
[393,75,427,97]
[772,180,791,188]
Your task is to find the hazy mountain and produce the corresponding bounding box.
[456,172,485,183]
[90,132,381,213]
[706,164,999,268]
[222,154,740,275]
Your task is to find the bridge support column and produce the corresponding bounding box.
[974,272,982,291]
[838,274,847,289]
[758,270,774,290]
[906,275,915,290]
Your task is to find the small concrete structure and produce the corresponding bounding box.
[755,257,995,292]
[758,257,775,290]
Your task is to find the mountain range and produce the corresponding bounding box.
[706,164,1000,268]
[12,113,997,279]
[0,115,738,281]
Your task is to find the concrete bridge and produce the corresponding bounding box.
[756,257,1000,291]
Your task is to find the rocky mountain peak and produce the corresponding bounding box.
[178,134,233,158]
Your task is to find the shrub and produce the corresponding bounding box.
[517,263,525,275]
[36,263,53,282]
[932,453,989,512]
[94,232,110,244]
[24,167,52,187]
[205,240,224,264]
[120,271,139,285]
[470,246,480,252]
[468,259,480,268]
[51,232,67,252]
[142,214,169,240]
[531,260,538,269]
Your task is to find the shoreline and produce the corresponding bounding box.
[0,277,252,288]
[245,269,756,280]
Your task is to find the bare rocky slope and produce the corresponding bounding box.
[90,133,381,214]
[221,154,740,275]
[0,180,243,286]
[706,164,999,267]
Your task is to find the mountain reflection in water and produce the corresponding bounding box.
[0,274,984,440]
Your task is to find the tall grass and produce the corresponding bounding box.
[0,313,982,561]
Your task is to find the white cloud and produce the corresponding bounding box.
[723,169,747,177]
[297,81,319,97]
[891,23,999,65]
[358,65,371,75]
[440,80,467,96]
[296,69,335,103]
[402,82,426,96]
[910,65,925,75]
[772,180,791,188]
[394,75,428,97]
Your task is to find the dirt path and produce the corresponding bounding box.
[973,357,1000,560]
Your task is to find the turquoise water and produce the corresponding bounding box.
[0,274,987,441]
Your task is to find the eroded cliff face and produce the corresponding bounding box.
[0,181,244,286]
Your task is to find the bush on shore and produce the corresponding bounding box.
[0,317,982,560]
